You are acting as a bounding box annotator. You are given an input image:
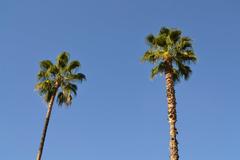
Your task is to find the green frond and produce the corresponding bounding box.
[61,82,77,96]
[67,60,80,72]
[35,80,55,102]
[49,65,59,74]
[35,80,55,103]
[176,62,192,80]
[182,41,192,50]
[151,62,166,79]
[57,92,72,106]
[66,73,86,82]
[179,37,192,50]
[181,36,191,41]
[173,68,183,83]
[142,50,166,63]
[176,50,197,64]
[170,29,181,43]
[35,80,53,93]
[154,51,166,60]
[159,27,170,35]
[40,60,53,71]
[65,94,72,106]
[43,66,54,79]
[57,92,65,106]
[56,52,70,69]
[64,83,77,95]
[141,50,155,63]
[155,35,168,48]
[37,65,59,81]
[182,50,197,63]
[37,71,47,80]
[35,83,47,95]
[146,34,155,45]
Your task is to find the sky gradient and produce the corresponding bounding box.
[0,0,240,159]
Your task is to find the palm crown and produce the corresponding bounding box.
[142,27,197,82]
[35,52,86,106]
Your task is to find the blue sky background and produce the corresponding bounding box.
[0,0,240,159]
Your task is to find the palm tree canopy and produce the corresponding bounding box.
[35,52,86,106]
[142,27,197,82]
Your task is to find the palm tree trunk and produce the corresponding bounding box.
[36,90,57,160]
[165,65,179,160]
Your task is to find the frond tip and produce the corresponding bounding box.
[67,60,80,72]
[150,62,166,79]
[66,73,86,82]
[40,60,53,71]
[146,34,155,45]
[57,92,72,106]
[56,52,70,69]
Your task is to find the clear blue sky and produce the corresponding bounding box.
[0,0,239,159]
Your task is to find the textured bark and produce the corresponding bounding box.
[165,64,179,160]
[36,85,58,160]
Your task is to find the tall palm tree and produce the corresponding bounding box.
[141,27,197,160]
[35,52,86,160]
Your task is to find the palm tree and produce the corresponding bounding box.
[141,27,197,160]
[35,52,86,160]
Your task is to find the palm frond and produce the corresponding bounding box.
[57,92,65,106]
[151,62,166,79]
[172,68,181,83]
[57,92,72,106]
[40,60,53,71]
[183,51,197,63]
[159,27,170,35]
[42,65,58,80]
[155,35,168,48]
[35,80,53,93]
[65,94,72,106]
[56,52,69,69]
[62,83,77,96]
[170,29,181,43]
[176,62,192,80]
[142,50,166,63]
[37,71,47,80]
[67,83,77,95]
[67,60,80,72]
[66,73,86,82]
[35,80,55,103]
[141,50,155,63]
[154,51,167,60]
[178,36,192,50]
[146,34,155,45]
[176,50,197,64]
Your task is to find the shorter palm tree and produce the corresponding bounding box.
[35,52,86,160]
